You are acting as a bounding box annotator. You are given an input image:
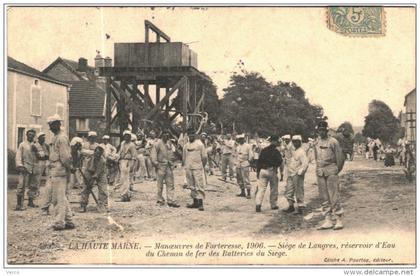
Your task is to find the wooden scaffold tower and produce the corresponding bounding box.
[99,20,211,140]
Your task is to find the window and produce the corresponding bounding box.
[76,118,89,131]
[17,127,25,148]
[30,80,42,116]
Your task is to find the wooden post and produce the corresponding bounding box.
[182,78,189,133]
[144,81,150,112]
[105,77,112,134]
[156,84,160,103]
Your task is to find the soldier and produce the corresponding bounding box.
[117,130,137,202]
[151,132,180,208]
[33,132,50,198]
[15,129,39,210]
[78,145,108,212]
[144,131,158,181]
[69,137,84,190]
[101,135,118,185]
[314,121,345,230]
[183,129,208,211]
[234,134,253,199]
[81,131,99,174]
[47,114,75,230]
[283,135,309,215]
[220,133,235,181]
[255,135,283,213]
[135,137,147,182]
[279,135,293,182]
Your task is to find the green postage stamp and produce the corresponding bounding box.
[327,7,386,36]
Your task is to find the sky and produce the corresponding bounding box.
[7,6,415,127]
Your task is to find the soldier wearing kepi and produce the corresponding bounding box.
[117,130,137,202]
[15,129,39,210]
[47,114,75,230]
[234,134,254,199]
[78,145,108,212]
[314,121,345,230]
[220,133,235,181]
[151,131,180,208]
[255,135,283,213]
[283,135,309,215]
[183,129,208,211]
[69,137,84,190]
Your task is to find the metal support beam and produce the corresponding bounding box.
[182,78,189,132]
[145,20,171,42]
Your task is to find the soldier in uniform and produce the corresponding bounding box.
[69,137,84,190]
[151,132,180,208]
[183,129,208,211]
[279,135,293,182]
[144,131,158,181]
[314,121,345,230]
[15,129,39,210]
[283,135,309,215]
[33,132,50,199]
[101,135,118,185]
[78,145,108,212]
[220,133,235,181]
[46,114,75,230]
[117,130,137,202]
[234,134,253,199]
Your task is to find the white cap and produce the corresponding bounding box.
[37,132,46,138]
[47,114,62,124]
[88,131,97,137]
[96,144,105,151]
[70,137,83,146]
[308,137,314,142]
[236,134,245,139]
[292,135,302,141]
[123,130,131,136]
[102,135,110,140]
[282,135,291,139]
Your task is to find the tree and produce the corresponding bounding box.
[362,100,401,144]
[219,71,324,139]
[338,121,354,135]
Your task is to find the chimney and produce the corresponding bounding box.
[78,57,88,72]
[104,56,112,67]
[95,54,105,68]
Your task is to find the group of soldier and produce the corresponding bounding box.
[14,115,345,231]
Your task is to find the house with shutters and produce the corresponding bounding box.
[399,89,416,143]
[43,55,112,139]
[7,56,70,151]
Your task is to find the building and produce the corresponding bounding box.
[7,56,70,151]
[43,56,111,139]
[401,89,416,143]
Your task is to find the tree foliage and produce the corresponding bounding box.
[219,72,324,139]
[338,121,354,135]
[362,100,401,144]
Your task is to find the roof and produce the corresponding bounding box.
[7,56,69,87]
[42,57,96,81]
[404,89,416,106]
[68,81,105,118]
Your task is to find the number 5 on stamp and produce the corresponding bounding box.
[327,7,386,36]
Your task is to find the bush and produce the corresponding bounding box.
[8,149,17,174]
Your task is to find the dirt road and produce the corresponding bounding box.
[6,155,415,264]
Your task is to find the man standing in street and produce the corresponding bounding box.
[280,135,293,182]
[235,134,253,199]
[255,135,283,212]
[117,130,137,202]
[79,145,108,212]
[101,135,118,186]
[33,132,49,199]
[183,129,208,211]
[15,129,39,210]
[47,114,75,230]
[283,135,309,215]
[221,133,235,181]
[69,137,84,190]
[314,121,345,230]
[144,131,158,181]
[151,132,180,208]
